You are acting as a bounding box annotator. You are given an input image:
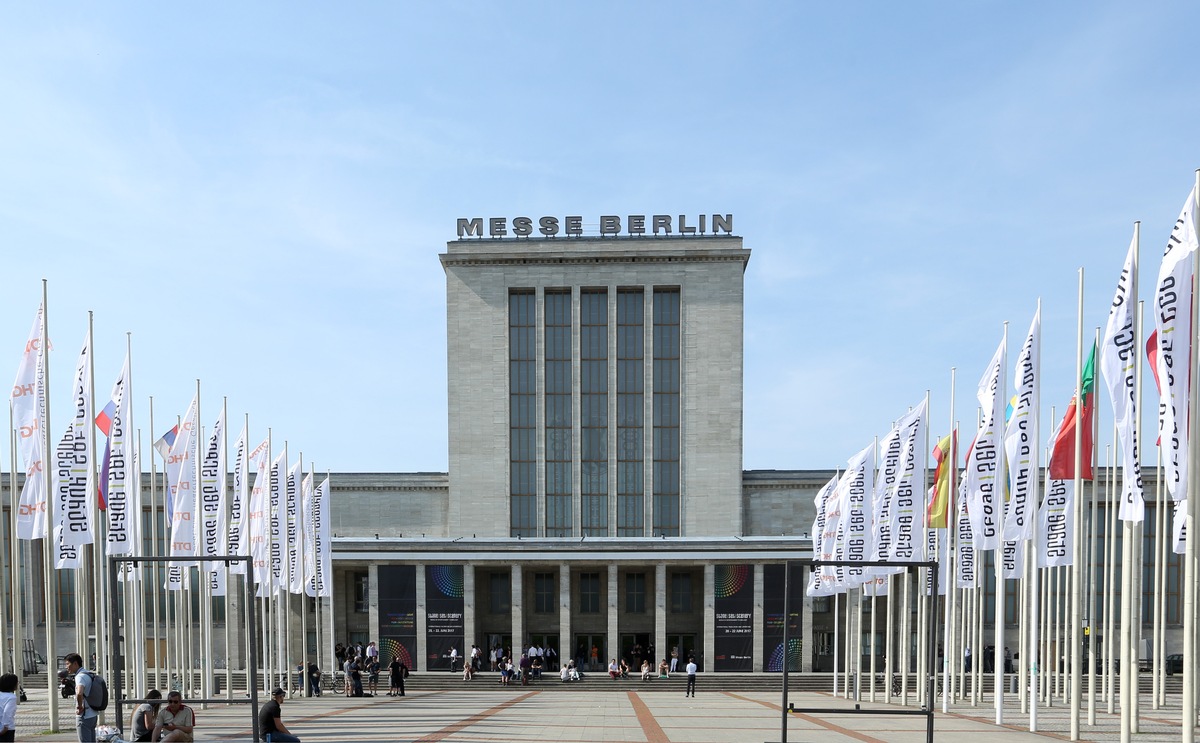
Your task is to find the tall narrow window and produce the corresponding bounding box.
[579,572,601,614]
[653,288,681,536]
[581,289,609,536]
[625,572,646,614]
[510,290,537,537]
[616,289,644,536]
[544,290,572,536]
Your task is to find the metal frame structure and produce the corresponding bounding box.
[778,559,940,743]
[107,555,261,742]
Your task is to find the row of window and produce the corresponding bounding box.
[509,288,681,538]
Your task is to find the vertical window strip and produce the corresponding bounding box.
[581,289,609,536]
[653,288,680,536]
[544,290,572,536]
[510,290,537,537]
[616,289,644,537]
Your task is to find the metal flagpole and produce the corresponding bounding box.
[1068,271,1084,740]
[8,419,24,696]
[995,320,1008,726]
[1028,301,1042,731]
[1105,444,1118,712]
[40,280,58,730]
[298,452,308,696]
[223,397,232,700]
[832,592,839,697]
[1087,432,1100,725]
[1153,444,1166,709]
[196,381,212,707]
[1181,169,1200,743]
[1131,300,1145,735]
[282,441,292,696]
[944,369,957,712]
[885,574,893,703]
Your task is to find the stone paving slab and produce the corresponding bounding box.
[18,686,1199,742]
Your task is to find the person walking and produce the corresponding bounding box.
[258,688,301,743]
[685,657,697,697]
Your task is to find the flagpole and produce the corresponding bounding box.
[1181,169,1200,743]
[1131,299,1146,735]
[1062,270,1081,739]
[8,417,24,695]
[995,320,1008,725]
[1153,443,1166,709]
[149,398,159,686]
[223,397,232,700]
[944,366,957,714]
[1105,442,1118,712]
[38,280,59,730]
[1087,439,1100,726]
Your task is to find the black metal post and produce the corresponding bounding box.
[780,561,791,743]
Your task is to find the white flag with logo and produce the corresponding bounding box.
[247,439,272,588]
[52,335,94,568]
[226,425,248,574]
[199,410,227,595]
[956,478,976,589]
[889,400,927,563]
[305,475,333,598]
[839,443,875,588]
[168,396,198,562]
[808,475,839,597]
[12,303,48,541]
[105,353,137,557]
[286,460,305,594]
[269,451,286,591]
[1003,309,1039,541]
[1155,185,1198,501]
[1037,479,1073,568]
[1102,234,1146,521]
[964,337,1005,550]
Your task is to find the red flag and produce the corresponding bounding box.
[1048,343,1096,480]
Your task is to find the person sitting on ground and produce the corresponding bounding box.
[152,691,195,742]
[501,658,513,686]
[619,658,631,679]
[560,664,570,682]
[640,659,653,681]
[258,687,301,743]
[531,656,543,680]
[462,660,475,681]
[608,658,620,680]
[658,658,670,679]
[130,689,162,742]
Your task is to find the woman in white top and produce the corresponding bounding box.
[0,673,18,741]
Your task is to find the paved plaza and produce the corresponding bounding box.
[15,684,1200,742]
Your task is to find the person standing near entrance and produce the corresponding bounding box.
[65,653,99,742]
[685,657,697,697]
[670,646,679,673]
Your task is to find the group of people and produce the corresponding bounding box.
[335,641,409,698]
[606,657,672,681]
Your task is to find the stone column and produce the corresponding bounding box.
[801,571,815,672]
[367,564,380,650]
[511,565,523,653]
[463,564,476,651]
[753,564,765,672]
[415,566,427,672]
[655,563,667,673]
[607,565,619,667]
[558,563,571,663]
[704,564,715,672]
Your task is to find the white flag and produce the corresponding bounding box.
[870,425,904,566]
[1155,185,1198,501]
[956,480,976,589]
[964,337,1005,550]
[286,460,304,594]
[807,475,839,597]
[52,334,94,569]
[1038,479,1073,568]
[167,396,198,561]
[199,410,227,595]
[838,443,875,588]
[226,425,248,574]
[1001,540,1022,580]
[1003,309,1039,541]
[306,476,333,598]
[1102,234,1145,521]
[105,353,136,557]
[117,443,142,583]
[269,451,286,591]
[889,400,926,563]
[12,303,48,541]
[1172,499,1187,555]
[247,440,272,588]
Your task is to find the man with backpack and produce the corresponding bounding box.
[65,652,106,742]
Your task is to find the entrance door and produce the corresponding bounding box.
[574,634,605,672]
[620,633,652,670]
[667,634,699,672]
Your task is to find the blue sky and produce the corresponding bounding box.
[2,2,1198,473]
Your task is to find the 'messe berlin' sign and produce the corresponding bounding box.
[457,214,733,239]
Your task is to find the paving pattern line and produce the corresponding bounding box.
[211,693,438,739]
[413,690,539,742]
[723,691,887,743]
[628,691,671,743]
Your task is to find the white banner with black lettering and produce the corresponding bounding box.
[52,335,93,569]
[808,475,839,597]
[1102,234,1146,521]
[889,400,926,565]
[1038,479,1074,568]
[286,460,304,594]
[269,451,286,592]
[305,476,333,598]
[1003,309,1039,541]
[956,486,976,589]
[226,425,248,574]
[839,443,875,588]
[965,338,1005,550]
[106,353,136,558]
[1154,185,1198,502]
[199,410,226,595]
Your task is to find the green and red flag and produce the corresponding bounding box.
[1048,342,1096,481]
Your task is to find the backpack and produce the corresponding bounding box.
[85,671,108,711]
